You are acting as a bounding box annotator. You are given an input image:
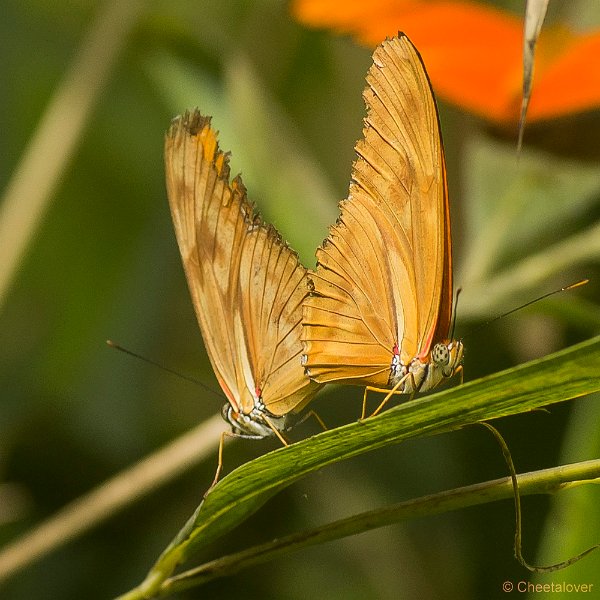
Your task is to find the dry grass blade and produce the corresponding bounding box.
[0,0,144,309]
[518,0,550,150]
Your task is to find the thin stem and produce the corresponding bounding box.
[157,460,600,597]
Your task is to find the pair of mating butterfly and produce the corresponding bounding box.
[165,35,464,445]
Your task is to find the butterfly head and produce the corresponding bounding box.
[391,339,464,393]
[416,338,464,393]
[221,400,290,439]
[431,339,464,378]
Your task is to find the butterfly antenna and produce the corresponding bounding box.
[450,287,462,340]
[106,340,224,401]
[467,279,589,336]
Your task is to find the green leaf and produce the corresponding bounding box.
[121,335,600,598]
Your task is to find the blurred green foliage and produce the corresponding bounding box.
[1,1,599,599]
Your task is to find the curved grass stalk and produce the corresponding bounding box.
[158,459,600,595]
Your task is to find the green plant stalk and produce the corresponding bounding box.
[119,335,600,599]
[160,460,600,595]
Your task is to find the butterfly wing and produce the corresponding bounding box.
[165,111,319,417]
[303,34,452,386]
[239,223,320,415]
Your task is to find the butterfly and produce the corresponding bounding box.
[302,34,463,412]
[165,111,322,447]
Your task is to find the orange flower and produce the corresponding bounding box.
[292,0,600,125]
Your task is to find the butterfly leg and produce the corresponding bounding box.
[205,430,231,496]
[361,385,393,420]
[304,409,328,432]
[369,371,417,418]
[262,415,290,447]
[361,372,415,420]
[361,385,387,420]
[205,418,292,497]
[440,364,463,389]
[296,408,328,431]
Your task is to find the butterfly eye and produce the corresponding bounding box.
[431,343,450,368]
[221,403,233,424]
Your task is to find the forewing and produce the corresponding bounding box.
[165,112,258,412]
[303,34,451,385]
[165,111,319,415]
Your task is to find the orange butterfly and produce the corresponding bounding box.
[302,34,463,412]
[165,111,322,447]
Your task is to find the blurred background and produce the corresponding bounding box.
[1,0,599,598]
